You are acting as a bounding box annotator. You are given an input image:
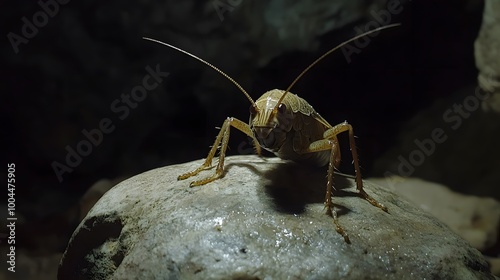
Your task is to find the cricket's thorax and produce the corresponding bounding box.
[249,89,331,166]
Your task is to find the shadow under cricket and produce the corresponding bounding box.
[263,162,355,215]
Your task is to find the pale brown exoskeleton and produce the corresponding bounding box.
[144,24,399,243]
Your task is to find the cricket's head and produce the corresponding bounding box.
[249,89,294,149]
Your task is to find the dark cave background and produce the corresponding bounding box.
[2,0,495,266]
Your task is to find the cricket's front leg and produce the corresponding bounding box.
[178,117,260,187]
[323,122,388,212]
[301,137,350,243]
[300,121,388,243]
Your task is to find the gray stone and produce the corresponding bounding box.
[58,155,495,280]
[475,0,500,112]
[79,178,127,221]
[369,176,500,252]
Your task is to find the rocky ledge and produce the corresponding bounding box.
[58,155,495,279]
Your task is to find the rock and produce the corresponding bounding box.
[486,256,500,277]
[475,0,500,113]
[79,178,127,221]
[58,155,495,279]
[369,176,500,252]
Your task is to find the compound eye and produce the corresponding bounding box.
[278,103,286,114]
[249,105,258,115]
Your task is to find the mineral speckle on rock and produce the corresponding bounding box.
[58,156,495,279]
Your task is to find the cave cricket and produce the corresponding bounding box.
[143,23,399,243]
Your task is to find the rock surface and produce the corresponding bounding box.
[79,178,127,221]
[475,0,500,113]
[58,156,495,280]
[369,176,500,252]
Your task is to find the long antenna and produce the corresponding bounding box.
[273,23,401,112]
[143,37,257,107]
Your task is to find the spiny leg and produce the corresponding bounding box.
[325,138,350,243]
[300,122,387,242]
[301,137,349,242]
[326,122,387,212]
[178,117,260,187]
[177,120,227,183]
